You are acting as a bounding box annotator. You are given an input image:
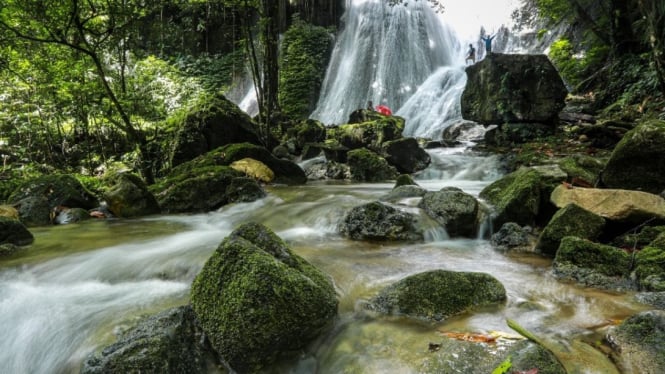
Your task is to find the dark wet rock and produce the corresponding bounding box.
[576,122,628,149]
[102,172,161,218]
[611,226,665,251]
[635,247,665,291]
[394,174,418,188]
[301,159,351,180]
[418,187,480,238]
[484,122,555,146]
[367,269,506,322]
[441,120,486,143]
[380,185,427,203]
[169,92,259,167]
[216,143,307,185]
[327,116,405,152]
[607,310,665,374]
[190,223,337,373]
[480,166,566,227]
[346,148,398,182]
[347,108,389,124]
[461,53,567,125]
[635,292,665,309]
[81,305,211,374]
[8,174,98,227]
[536,203,606,256]
[490,222,536,252]
[319,142,349,163]
[225,177,267,204]
[52,207,91,224]
[301,144,322,160]
[340,201,423,241]
[601,119,665,194]
[272,144,291,159]
[0,243,24,256]
[382,137,431,174]
[553,237,635,291]
[288,119,327,150]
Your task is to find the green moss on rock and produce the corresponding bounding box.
[190,222,337,373]
[607,310,665,374]
[536,203,606,256]
[327,117,405,152]
[346,148,398,182]
[368,269,506,322]
[635,246,665,291]
[340,201,423,241]
[0,216,34,246]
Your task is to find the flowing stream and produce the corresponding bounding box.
[0,1,651,373]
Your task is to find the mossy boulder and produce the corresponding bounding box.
[601,119,665,194]
[0,216,33,246]
[479,166,565,227]
[346,148,398,182]
[340,201,423,242]
[367,270,506,322]
[418,187,480,238]
[218,143,306,185]
[102,172,161,218]
[326,116,405,152]
[290,119,327,150]
[0,204,18,219]
[229,158,275,183]
[380,185,427,203]
[461,53,567,124]
[394,174,418,188]
[536,203,606,256]
[278,21,333,119]
[611,225,665,250]
[607,310,665,374]
[151,164,263,213]
[557,154,605,186]
[190,222,338,373]
[225,177,267,204]
[81,306,211,374]
[8,174,98,226]
[484,122,555,146]
[553,237,634,290]
[634,247,665,291]
[169,92,259,167]
[382,137,431,174]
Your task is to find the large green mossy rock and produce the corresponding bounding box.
[81,306,210,374]
[367,270,506,322]
[461,53,567,124]
[190,222,338,373]
[553,237,634,290]
[327,116,405,152]
[346,148,398,182]
[169,93,259,167]
[536,203,606,256]
[340,201,423,242]
[8,174,98,226]
[601,120,665,194]
[635,247,665,291]
[479,166,566,227]
[102,172,161,218]
[557,154,606,186]
[287,119,327,150]
[0,216,33,247]
[278,22,333,119]
[607,310,665,374]
[418,187,480,238]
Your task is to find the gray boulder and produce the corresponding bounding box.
[340,201,423,241]
[81,306,211,374]
[346,148,398,182]
[461,53,567,124]
[490,222,536,252]
[419,187,480,238]
[607,310,665,374]
[367,270,506,322]
[190,223,338,373]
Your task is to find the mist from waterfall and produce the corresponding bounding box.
[310,0,464,134]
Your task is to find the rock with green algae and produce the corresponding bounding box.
[557,154,605,186]
[607,310,665,374]
[601,119,665,194]
[394,174,418,188]
[215,143,307,185]
[0,216,33,247]
[346,148,398,182]
[553,236,635,291]
[479,166,565,227]
[190,222,338,373]
[367,269,506,322]
[382,137,431,174]
[635,246,665,291]
[340,201,423,242]
[536,203,606,256]
[418,187,481,238]
[326,116,405,152]
[380,185,427,203]
[81,306,212,374]
[8,174,98,227]
[102,171,161,218]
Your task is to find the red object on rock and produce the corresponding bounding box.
[375,105,392,116]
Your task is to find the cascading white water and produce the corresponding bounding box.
[310,0,463,133]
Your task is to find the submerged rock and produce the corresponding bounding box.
[601,119,665,194]
[190,222,338,373]
[607,310,665,374]
[340,201,423,241]
[81,306,211,374]
[367,269,506,322]
[418,187,481,238]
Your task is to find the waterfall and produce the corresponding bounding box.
[310,0,464,135]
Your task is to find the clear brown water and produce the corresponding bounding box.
[0,149,649,373]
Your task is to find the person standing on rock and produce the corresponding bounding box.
[466,44,476,64]
[481,33,496,55]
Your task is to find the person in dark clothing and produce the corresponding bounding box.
[466,44,476,64]
[481,33,496,54]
